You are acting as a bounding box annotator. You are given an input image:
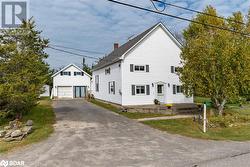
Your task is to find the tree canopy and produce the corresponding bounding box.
[180,6,250,115]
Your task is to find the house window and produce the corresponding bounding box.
[136,86,145,94]
[130,64,149,72]
[171,66,180,73]
[74,72,84,76]
[108,81,115,94]
[177,85,183,93]
[132,85,150,95]
[95,75,99,92]
[61,71,71,76]
[105,68,111,75]
[157,85,164,94]
[173,84,183,94]
[134,65,145,72]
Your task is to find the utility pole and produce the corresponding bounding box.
[82,57,85,69]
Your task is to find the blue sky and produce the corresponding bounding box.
[30,0,250,69]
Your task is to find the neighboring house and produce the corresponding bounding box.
[92,22,193,106]
[40,85,50,97]
[52,64,91,99]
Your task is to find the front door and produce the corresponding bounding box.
[74,86,86,98]
[156,84,165,103]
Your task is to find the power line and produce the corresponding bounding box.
[152,0,246,25]
[107,0,250,37]
[48,46,99,60]
[50,44,105,55]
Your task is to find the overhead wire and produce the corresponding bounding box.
[152,0,247,25]
[107,0,250,37]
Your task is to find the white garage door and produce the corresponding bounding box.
[58,86,72,98]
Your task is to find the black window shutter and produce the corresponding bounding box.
[146,65,149,72]
[69,72,71,76]
[113,81,115,94]
[173,85,176,94]
[74,72,76,76]
[171,66,175,73]
[132,85,135,95]
[60,71,63,76]
[108,82,110,94]
[82,72,84,76]
[146,85,150,95]
[130,64,134,72]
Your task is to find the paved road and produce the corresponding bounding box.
[1,100,250,167]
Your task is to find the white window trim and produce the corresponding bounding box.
[134,65,146,72]
[135,85,146,95]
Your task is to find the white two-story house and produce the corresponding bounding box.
[92,22,193,106]
[52,64,91,99]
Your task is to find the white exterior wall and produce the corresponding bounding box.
[53,65,91,98]
[92,62,122,104]
[121,26,193,106]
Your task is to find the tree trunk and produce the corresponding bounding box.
[214,99,226,116]
[218,105,224,116]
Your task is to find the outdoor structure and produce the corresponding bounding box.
[52,64,91,99]
[40,85,50,97]
[92,22,193,106]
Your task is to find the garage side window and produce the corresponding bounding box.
[95,75,99,92]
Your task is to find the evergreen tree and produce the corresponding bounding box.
[0,19,49,119]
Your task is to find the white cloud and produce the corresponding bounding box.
[30,0,250,69]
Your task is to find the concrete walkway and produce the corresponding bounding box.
[137,115,195,122]
[1,100,250,167]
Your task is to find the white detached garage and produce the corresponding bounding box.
[52,64,91,99]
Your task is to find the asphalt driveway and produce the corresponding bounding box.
[1,100,250,167]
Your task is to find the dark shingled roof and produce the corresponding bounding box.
[92,23,159,71]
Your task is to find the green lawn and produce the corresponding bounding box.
[143,118,250,141]
[88,99,171,119]
[0,99,55,153]
[143,103,250,141]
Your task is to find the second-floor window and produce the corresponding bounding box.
[105,68,111,75]
[135,65,145,71]
[60,71,71,76]
[130,64,149,72]
[74,72,84,76]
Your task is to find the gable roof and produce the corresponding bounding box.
[52,64,92,78]
[93,22,182,71]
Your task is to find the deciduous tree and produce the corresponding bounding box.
[180,6,250,115]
